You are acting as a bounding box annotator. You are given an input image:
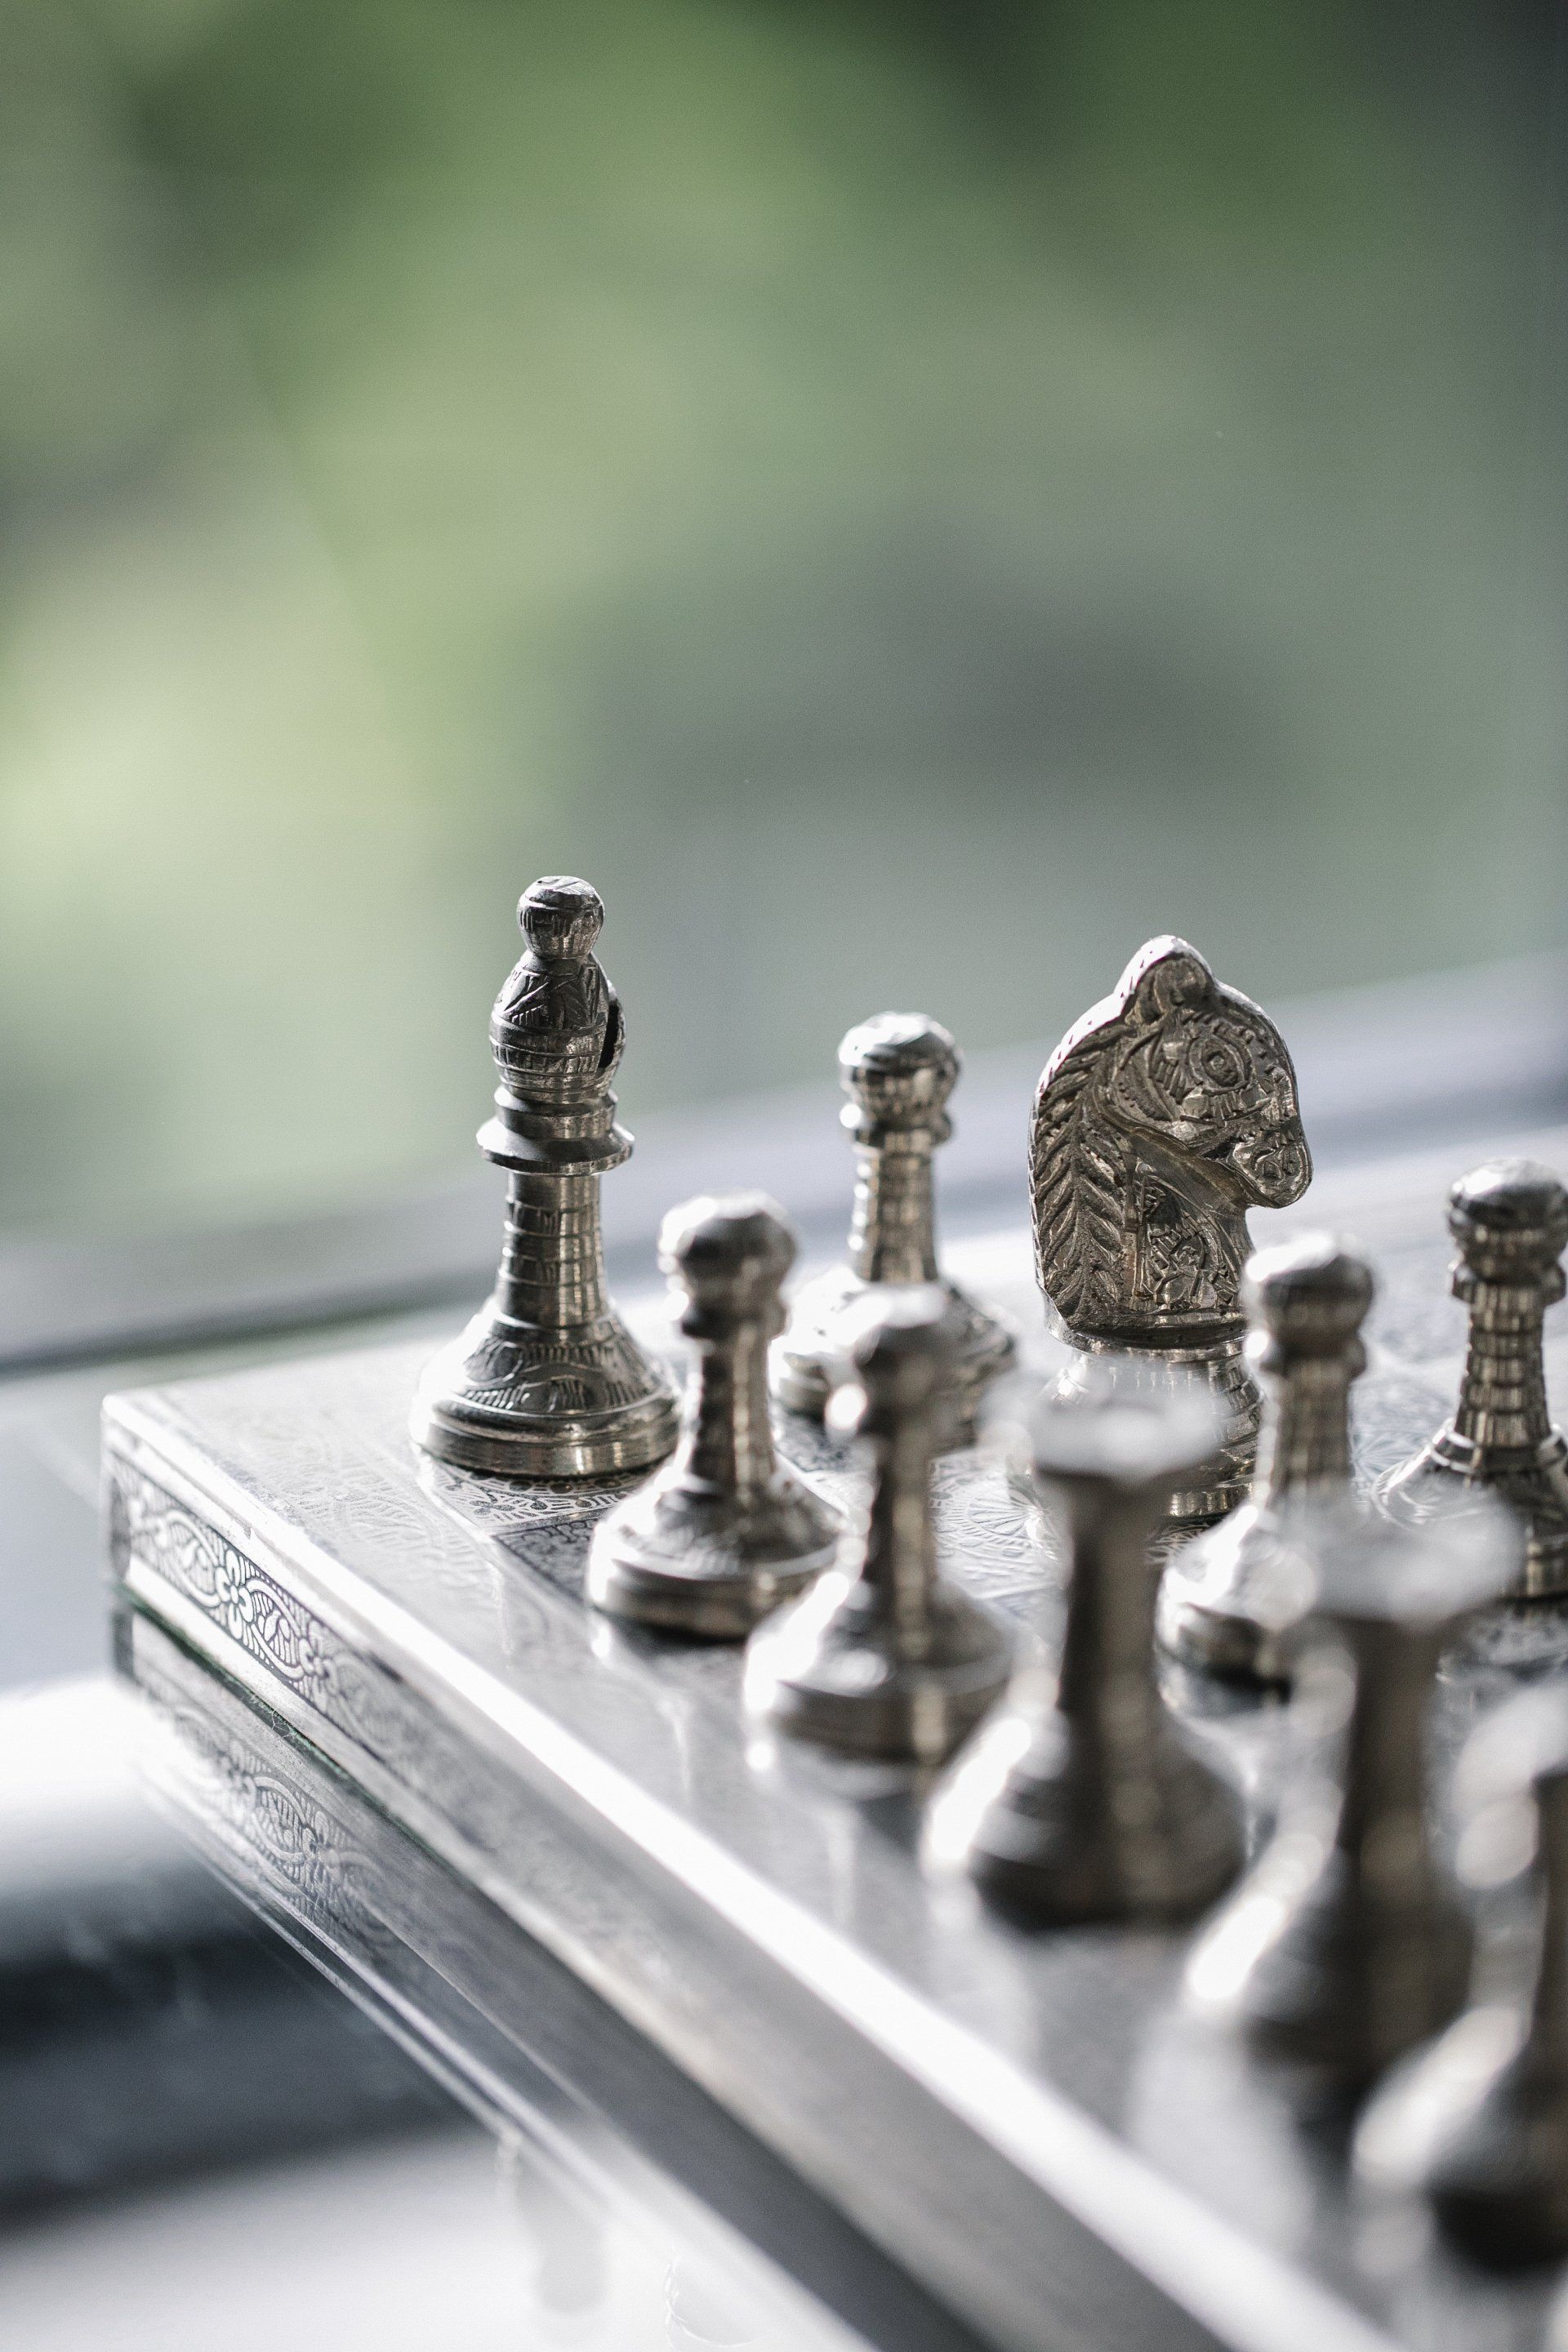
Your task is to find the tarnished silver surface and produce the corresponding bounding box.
[1158,1236,1375,1687]
[929,1372,1244,1925]
[746,1288,1012,1762]
[773,1015,1015,1428]
[586,1195,840,1637]
[1030,939,1312,1525]
[103,1137,1568,2352]
[1187,1502,1521,2113]
[411,876,679,1477]
[1357,1686,1568,2267]
[1380,1160,1568,1600]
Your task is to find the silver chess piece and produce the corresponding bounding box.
[772,1013,1014,1431]
[586,1194,841,1637]
[746,1285,1012,1762]
[1357,1686,1568,2266]
[1380,1160,1568,1599]
[1030,937,1312,1526]
[1186,1502,1521,2110]
[1157,1233,1374,1686]
[411,877,679,1477]
[927,1371,1245,1924]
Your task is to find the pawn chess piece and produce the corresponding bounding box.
[411,878,679,1477]
[1030,938,1312,1526]
[926,1370,1245,1922]
[746,1285,1012,1761]
[1157,1233,1374,1686]
[1380,1160,1568,1599]
[772,1013,1014,1431]
[1356,1686,1568,2265]
[586,1195,841,1637]
[1186,1502,1521,2109]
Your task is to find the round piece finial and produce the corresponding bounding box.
[839,1012,959,1128]
[659,1192,795,1319]
[1450,1159,1568,1278]
[518,875,604,959]
[1245,1232,1374,1361]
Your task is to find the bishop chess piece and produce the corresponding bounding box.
[1186,1503,1521,2110]
[411,877,679,1477]
[1380,1160,1568,1599]
[772,1013,1014,1431]
[586,1194,841,1637]
[1157,1233,1374,1686]
[926,1370,1245,1924]
[1030,938,1312,1526]
[746,1285,1012,1761]
[1357,1687,1568,2266]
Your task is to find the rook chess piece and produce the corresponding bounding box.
[773,1013,1014,1431]
[411,878,679,1477]
[1186,1503,1521,2109]
[746,1285,1012,1760]
[1157,1233,1374,1686]
[1030,938,1312,1526]
[1356,1686,1568,2265]
[1380,1160,1568,1599]
[926,1370,1245,1923]
[586,1194,841,1637]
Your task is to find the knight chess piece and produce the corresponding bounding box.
[1030,937,1312,1526]
[746,1285,1012,1761]
[1379,1160,1568,1599]
[1186,1502,1521,2109]
[411,877,679,1477]
[926,1368,1245,1924]
[1157,1233,1374,1686]
[586,1194,841,1637]
[1356,1686,1568,2266]
[772,1013,1014,1431]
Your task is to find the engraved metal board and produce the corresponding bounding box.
[105,1129,1568,2352]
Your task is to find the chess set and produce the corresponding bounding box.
[106,877,1568,2352]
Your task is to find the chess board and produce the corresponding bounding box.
[106,1124,1568,2352]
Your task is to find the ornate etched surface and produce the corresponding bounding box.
[1030,938,1312,1345]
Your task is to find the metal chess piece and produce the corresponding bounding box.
[586,1194,841,1637]
[1380,1159,1568,1599]
[1157,1233,1374,1686]
[1030,937,1312,1526]
[1356,1686,1568,2266]
[1186,1501,1521,2110]
[926,1370,1245,1923]
[411,877,679,1477]
[746,1285,1012,1761]
[772,1013,1014,1431]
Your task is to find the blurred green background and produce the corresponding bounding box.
[2,0,1565,1236]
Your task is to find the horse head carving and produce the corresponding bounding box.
[1031,938,1311,1344]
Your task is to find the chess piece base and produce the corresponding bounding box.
[586,1473,841,1638]
[928,1692,1245,1926]
[773,1268,1015,1428]
[411,1302,679,1478]
[745,1571,1011,1762]
[1357,2006,1568,2268]
[1050,1335,1260,1528]
[1379,1432,1568,1601]
[1156,1502,1322,1687]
